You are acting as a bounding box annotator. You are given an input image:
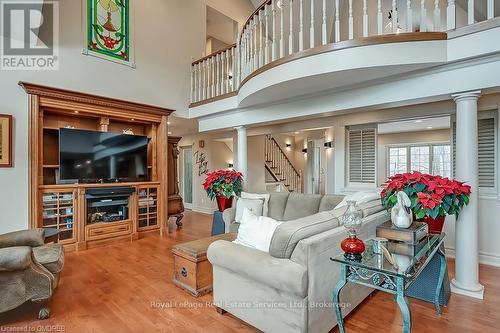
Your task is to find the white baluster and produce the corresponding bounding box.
[322,0,327,44]
[335,0,340,42]
[468,0,474,25]
[377,0,383,35]
[407,0,413,32]
[310,0,315,48]
[216,53,220,96]
[201,62,205,100]
[227,49,231,93]
[259,10,264,67]
[487,0,494,19]
[289,0,294,55]
[265,5,270,64]
[421,0,427,32]
[280,1,285,58]
[221,51,226,95]
[363,0,369,37]
[447,1,456,30]
[190,64,194,102]
[254,18,258,70]
[434,0,441,31]
[299,0,305,50]
[205,60,210,99]
[272,0,277,61]
[392,0,398,33]
[211,57,216,98]
[349,0,353,39]
[231,46,236,90]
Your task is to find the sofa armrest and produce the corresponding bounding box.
[0,246,33,271]
[222,207,238,233]
[0,229,44,249]
[208,240,308,297]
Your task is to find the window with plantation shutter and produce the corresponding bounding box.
[348,128,376,184]
[453,117,495,188]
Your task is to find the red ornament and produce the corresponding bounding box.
[341,235,365,261]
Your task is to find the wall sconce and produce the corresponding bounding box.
[324,141,333,148]
[285,143,292,148]
[228,163,234,168]
[302,148,308,153]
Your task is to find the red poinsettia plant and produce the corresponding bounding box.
[203,169,244,200]
[381,172,471,220]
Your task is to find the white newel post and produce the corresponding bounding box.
[451,91,484,300]
[235,126,248,189]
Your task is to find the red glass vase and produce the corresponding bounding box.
[341,235,365,261]
[420,215,446,234]
[216,196,234,212]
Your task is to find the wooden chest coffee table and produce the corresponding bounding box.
[172,233,236,297]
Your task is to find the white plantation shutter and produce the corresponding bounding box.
[453,118,495,188]
[478,118,495,188]
[348,127,376,184]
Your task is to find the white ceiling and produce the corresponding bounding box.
[378,116,450,134]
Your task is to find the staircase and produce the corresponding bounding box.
[265,135,302,193]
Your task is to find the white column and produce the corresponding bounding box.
[235,126,248,189]
[451,90,484,300]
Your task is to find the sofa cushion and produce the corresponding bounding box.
[241,192,271,216]
[318,195,345,212]
[267,192,290,220]
[234,208,282,252]
[282,193,323,221]
[208,240,308,297]
[269,211,340,259]
[359,199,384,218]
[33,244,64,274]
[235,197,265,223]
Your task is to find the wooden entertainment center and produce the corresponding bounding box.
[21,82,176,251]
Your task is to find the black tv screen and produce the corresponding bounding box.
[59,128,148,182]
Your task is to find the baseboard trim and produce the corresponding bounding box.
[191,206,215,215]
[445,247,500,268]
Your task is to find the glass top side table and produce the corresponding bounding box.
[331,233,446,333]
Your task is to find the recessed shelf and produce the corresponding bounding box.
[43,165,60,168]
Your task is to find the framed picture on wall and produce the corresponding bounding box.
[0,114,13,167]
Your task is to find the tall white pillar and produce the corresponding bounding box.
[451,90,484,299]
[235,126,248,188]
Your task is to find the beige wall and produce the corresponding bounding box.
[377,129,451,185]
[178,134,234,214]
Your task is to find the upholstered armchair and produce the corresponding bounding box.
[0,229,64,319]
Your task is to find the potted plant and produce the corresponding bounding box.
[203,169,244,212]
[381,172,471,233]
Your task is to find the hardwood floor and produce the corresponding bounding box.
[1,210,499,333]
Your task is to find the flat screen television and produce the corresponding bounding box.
[59,128,148,183]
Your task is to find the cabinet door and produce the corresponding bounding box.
[137,186,159,231]
[41,190,77,243]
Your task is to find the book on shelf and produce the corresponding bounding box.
[376,221,428,245]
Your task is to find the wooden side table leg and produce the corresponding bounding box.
[396,277,411,333]
[435,248,447,315]
[332,265,348,333]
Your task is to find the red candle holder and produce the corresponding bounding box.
[341,235,365,261]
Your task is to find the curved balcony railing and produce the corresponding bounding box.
[191,0,499,106]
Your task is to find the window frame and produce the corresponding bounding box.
[386,142,451,178]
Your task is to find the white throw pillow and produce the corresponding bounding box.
[233,208,282,252]
[241,192,271,216]
[235,197,265,223]
[335,190,381,209]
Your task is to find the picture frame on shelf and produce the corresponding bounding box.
[0,114,13,167]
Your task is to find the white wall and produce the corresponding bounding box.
[178,134,233,214]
